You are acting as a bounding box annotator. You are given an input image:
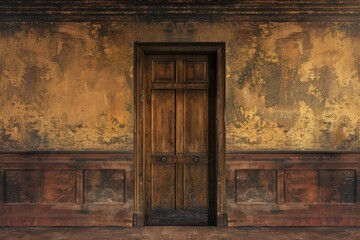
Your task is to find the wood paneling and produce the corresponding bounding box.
[84,170,125,204]
[0,169,4,203]
[277,170,285,204]
[184,163,208,209]
[285,171,318,203]
[226,152,360,226]
[236,170,277,204]
[145,54,215,225]
[75,170,84,204]
[185,61,207,83]
[153,61,176,83]
[0,204,132,226]
[151,163,176,210]
[357,168,360,206]
[42,171,76,203]
[227,204,360,227]
[5,170,42,203]
[151,90,176,154]
[1,151,360,226]
[320,170,356,203]
[134,43,226,226]
[184,90,208,154]
[0,152,133,226]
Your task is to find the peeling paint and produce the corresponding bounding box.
[226,22,360,150]
[0,22,359,151]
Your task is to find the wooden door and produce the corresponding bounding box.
[144,54,216,225]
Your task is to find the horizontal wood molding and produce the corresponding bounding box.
[227,204,360,226]
[0,204,133,226]
[0,1,359,22]
[0,152,133,164]
[226,152,360,164]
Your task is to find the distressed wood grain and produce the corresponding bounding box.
[1,1,359,21]
[84,170,125,204]
[319,170,356,203]
[227,153,360,226]
[236,170,277,204]
[5,170,42,203]
[42,170,76,203]
[285,170,319,204]
[0,152,133,226]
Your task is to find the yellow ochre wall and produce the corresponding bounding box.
[0,22,359,151]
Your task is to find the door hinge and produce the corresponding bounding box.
[140,90,144,102]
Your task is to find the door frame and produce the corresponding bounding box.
[133,42,227,226]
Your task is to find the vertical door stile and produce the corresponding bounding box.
[183,56,209,217]
[145,55,152,219]
[176,58,184,211]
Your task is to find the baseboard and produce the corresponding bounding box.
[217,213,228,227]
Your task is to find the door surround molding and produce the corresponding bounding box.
[134,42,226,226]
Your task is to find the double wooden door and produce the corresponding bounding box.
[144,54,216,225]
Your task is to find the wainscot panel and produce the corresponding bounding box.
[0,152,134,226]
[226,152,360,226]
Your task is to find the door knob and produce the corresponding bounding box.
[161,156,167,162]
[193,157,199,162]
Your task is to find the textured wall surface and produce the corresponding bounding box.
[0,22,359,151]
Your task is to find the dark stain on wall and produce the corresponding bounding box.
[0,22,359,151]
[227,23,360,150]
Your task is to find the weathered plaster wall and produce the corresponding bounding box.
[0,22,359,151]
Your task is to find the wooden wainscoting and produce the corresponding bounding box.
[0,152,134,226]
[226,152,360,226]
[2,152,360,226]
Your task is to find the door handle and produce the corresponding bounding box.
[193,157,199,162]
[161,156,167,162]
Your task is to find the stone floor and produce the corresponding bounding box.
[1,227,360,240]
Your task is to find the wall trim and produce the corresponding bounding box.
[226,151,360,154]
[0,152,134,163]
[0,1,359,22]
[226,152,360,164]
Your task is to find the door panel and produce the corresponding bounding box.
[151,162,176,210]
[184,90,208,154]
[145,54,215,226]
[185,60,207,83]
[184,163,208,209]
[151,90,176,154]
[152,61,176,83]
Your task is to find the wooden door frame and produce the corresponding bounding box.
[133,42,227,227]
